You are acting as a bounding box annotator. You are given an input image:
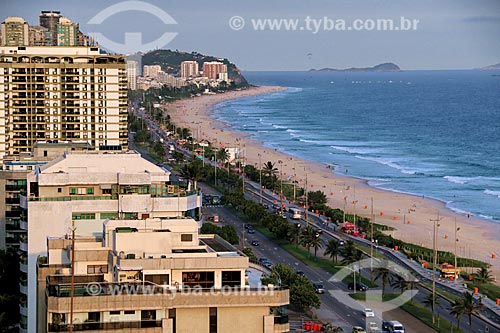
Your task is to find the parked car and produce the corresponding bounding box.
[247,228,256,234]
[368,322,379,332]
[348,282,369,291]
[352,327,367,333]
[363,308,375,317]
[296,270,306,277]
[386,321,405,333]
[251,240,260,246]
[258,257,269,264]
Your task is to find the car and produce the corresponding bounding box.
[368,322,379,332]
[363,308,375,317]
[262,204,269,209]
[251,240,260,246]
[247,228,255,234]
[264,262,273,269]
[313,283,325,294]
[296,270,306,277]
[348,282,369,291]
[259,257,269,264]
[352,327,367,333]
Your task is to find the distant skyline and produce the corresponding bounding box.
[1,0,500,70]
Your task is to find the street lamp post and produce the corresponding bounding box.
[454,218,460,281]
[258,153,262,204]
[278,160,283,214]
[430,212,442,324]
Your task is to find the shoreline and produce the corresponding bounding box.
[165,85,500,280]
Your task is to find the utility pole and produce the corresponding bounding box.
[258,153,262,204]
[454,218,460,281]
[370,197,374,274]
[214,157,217,187]
[430,211,442,324]
[69,220,75,333]
[293,163,296,202]
[305,171,309,226]
[279,160,283,214]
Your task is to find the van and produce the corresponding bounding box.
[387,321,405,333]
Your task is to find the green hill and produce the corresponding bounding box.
[141,49,248,86]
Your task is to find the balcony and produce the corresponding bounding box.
[19,240,28,252]
[48,320,162,332]
[20,281,28,294]
[19,303,28,317]
[20,221,28,230]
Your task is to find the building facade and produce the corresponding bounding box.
[56,17,78,46]
[1,16,30,46]
[28,26,51,46]
[180,61,199,79]
[19,152,202,332]
[202,62,227,81]
[143,65,162,78]
[38,218,289,333]
[126,60,138,90]
[0,45,129,164]
[38,11,61,46]
[0,142,91,250]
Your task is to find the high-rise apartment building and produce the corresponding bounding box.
[39,11,61,46]
[202,61,228,81]
[0,45,129,164]
[143,64,162,78]
[56,16,78,46]
[28,25,51,46]
[0,142,91,250]
[38,218,289,333]
[1,17,30,46]
[126,60,138,90]
[180,60,199,79]
[19,152,202,332]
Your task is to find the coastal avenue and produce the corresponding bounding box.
[131,104,500,333]
[200,184,434,332]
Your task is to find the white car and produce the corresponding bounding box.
[363,308,375,317]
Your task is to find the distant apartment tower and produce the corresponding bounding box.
[126,60,138,90]
[1,17,29,46]
[181,60,199,79]
[143,64,162,78]
[56,16,78,46]
[39,11,61,46]
[0,45,129,164]
[28,25,51,46]
[19,152,202,332]
[203,61,227,80]
[38,218,289,333]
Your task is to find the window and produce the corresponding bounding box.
[124,310,135,315]
[209,308,217,333]
[72,213,96,220]
[43,150,48,157]
[87,264,108,274]
[222,271,241,287]
[86,187,94,194]
[57,188,62,193]
[88,312,100,322]
[110,311,120,315]
[102,188,112,195]
[182,271,214,288]
[69,188,77,195]
[145,274,169,285]
[100,212,118,220]
[123,213,138,220]
[181,234,193,242]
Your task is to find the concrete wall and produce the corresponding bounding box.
[218,306,269,333]
[176,308,209,333]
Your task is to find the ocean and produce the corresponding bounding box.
[212,71,500,222]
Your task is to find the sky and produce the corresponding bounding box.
[1,0,500,70]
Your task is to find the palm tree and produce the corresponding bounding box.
[422,292,440,318]
[340,240,363,265]
[216,148,229,166]
[287,223,302,246]
[299,226,316,254]
[262,161,278,178]
[324,239,340,263]
[451,291,484,333]
[180,160,204,190]
[373,260,393,295]
[473,267,494,284]
[390,275,409,294]
[310,234,323,258]
[450,298,465,331]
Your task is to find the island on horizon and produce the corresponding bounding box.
[309,62,401,72]
[478,62,500,70]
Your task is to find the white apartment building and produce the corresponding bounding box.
[38,218,289,333]
[143,64,162,78]
[126,60,138,90]
[19,152,202,332]
[180,60,199,79]
[0,45,128,164]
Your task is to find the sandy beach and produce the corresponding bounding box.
[165,85,500,282]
